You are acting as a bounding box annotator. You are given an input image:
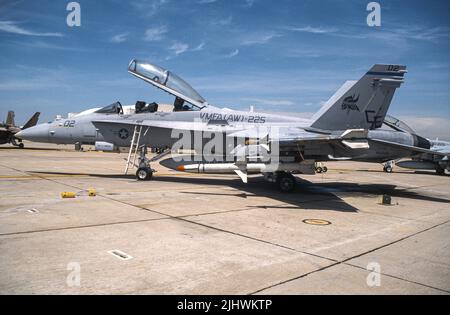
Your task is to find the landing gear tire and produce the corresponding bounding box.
[322,166,328,173]
[277,173,296,193]
[436,166,445,176]
[136,167,152,181]
[18,143,24,149]
[316,167,323,174]
[384,166,393,173]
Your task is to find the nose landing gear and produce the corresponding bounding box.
[135,146,154,181]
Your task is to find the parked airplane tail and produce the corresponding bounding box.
[6,111,15,126]
[311,64,406,131]
[22,112,41,130]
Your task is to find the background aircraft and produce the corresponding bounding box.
[380,116,449,175]
[0,111,40,148]
[393,139,450,175]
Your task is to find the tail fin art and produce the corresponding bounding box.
[6,111,15,126]
[22,112,41,130]
[311,64,406,131]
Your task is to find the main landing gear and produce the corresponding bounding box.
[264,171,297,193]
[383,161,394,173]
[436,165,446,176]
[277,172,297,193]
[315,162,328,174]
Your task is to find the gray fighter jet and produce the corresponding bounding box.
[17,60,443,191]
[0,111,40,148]
[377,116,449,175]
[396,139,449,175]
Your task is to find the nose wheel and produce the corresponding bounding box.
[134,146,155,181]
[136,167,153,181]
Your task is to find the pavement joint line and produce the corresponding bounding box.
[2,162,449,294]
[101,196,340,264]
[364,172,446,194]
[55,184,344,266]
[343,262,450,294]
[249,218,450,295]
[356,208,447,224]
[0,217,172,237]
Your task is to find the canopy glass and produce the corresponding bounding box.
[128,60,206,106]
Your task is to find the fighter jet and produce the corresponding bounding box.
[392,139,450,175]
[375,116,449,175]
[14,101,166,152]
[0,111,40,148]
[18,60,443,191]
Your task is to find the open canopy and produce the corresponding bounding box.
[128,59,206,109]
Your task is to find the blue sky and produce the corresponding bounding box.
[0,0,449,138]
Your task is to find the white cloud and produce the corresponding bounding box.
[225,49,239,58]
[192,41,206,51]
[111,33,129,43]
[0,20,63,37]
[144,25,168,41]
[198,0,218,3]
[242,98,295,106]
[0,66,72,91]
[397,116,450,141]
[241,32,281,46]
[285,26,338,34]
[8,40,89,52]
[244,0,256,8]
[214,15,233,26]
[169,41,189,55]
[294,24,450,44]
[131,0,169,16]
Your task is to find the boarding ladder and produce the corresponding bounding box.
[124,125,149,174]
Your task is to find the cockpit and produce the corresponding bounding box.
[128,59,207,112]
[95,102,124,114]
[134,101,158,114]
[384,115,416,134]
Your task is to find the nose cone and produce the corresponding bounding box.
[15,124,49,142]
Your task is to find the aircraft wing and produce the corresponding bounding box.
[92,119,246,134]
[228,127,369,149]
[93,119,370,150]
[370,139,450,157]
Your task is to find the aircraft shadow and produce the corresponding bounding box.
[309,182,450,204]
[31,171,136,180]
[29,172,450,212]
[354,169,450,177]
[154,176,360,213]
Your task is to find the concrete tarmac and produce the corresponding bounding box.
[0,142,449,294]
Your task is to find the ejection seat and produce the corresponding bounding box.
[135,101,159,114]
